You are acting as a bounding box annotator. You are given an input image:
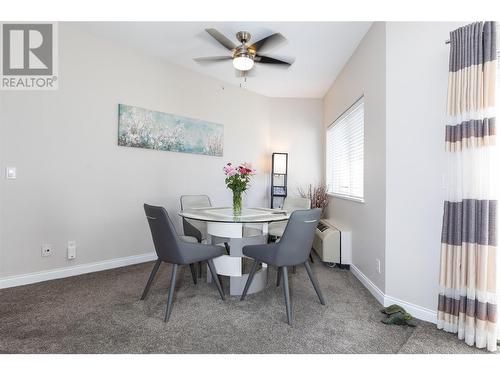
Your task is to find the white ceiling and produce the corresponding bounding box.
[77,22,372,98]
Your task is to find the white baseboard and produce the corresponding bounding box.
[350,264,385,305]
[0,252,157,289]
[350,264,437,324]
[384,294,437,324]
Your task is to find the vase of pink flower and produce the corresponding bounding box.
[223,162,256,215]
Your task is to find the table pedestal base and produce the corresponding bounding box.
[206,223,268,296]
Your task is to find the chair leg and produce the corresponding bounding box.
[282,266,292,325]
[309,252,314,263]
[164,264,178,322]
[140,259,161,300]
[224,242,230,254]
[276,267,282,287]
[198,261,202,278]
[207,259,225,301]
[240,260,258,301]
[189,264,197,285]
[304,260,325,305]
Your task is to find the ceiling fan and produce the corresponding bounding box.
[193,28,294,77]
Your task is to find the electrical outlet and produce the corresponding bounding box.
[6,167,16,179]
[41,244,53,257]
[375,258,381,274]
[67,241,76,260]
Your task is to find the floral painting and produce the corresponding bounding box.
[118,104,224,157]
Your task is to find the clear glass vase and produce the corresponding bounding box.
[232,191,242,216]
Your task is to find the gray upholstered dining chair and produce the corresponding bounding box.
[240,208,325,325]
[141,204,225,322]
[180,195,230,277]
[180,195,211,243]
[268,196,311,238]
[181,195,212,277]
[269,196,313,273]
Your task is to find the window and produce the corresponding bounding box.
[326,97,364,202]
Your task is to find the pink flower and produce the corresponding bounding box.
[223,163,237,176]
[223,162,256,177]
[241,162,256,175]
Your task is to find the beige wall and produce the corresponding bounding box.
[323,22,387,291]
[0,23,322,279]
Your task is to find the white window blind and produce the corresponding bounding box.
[326,97,364,201]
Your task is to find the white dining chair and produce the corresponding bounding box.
[268,196,311,238]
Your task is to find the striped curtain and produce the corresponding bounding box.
[438,22,498,352]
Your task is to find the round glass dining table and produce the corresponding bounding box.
[178,207,290,296]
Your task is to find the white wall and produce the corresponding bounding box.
[0,23,322,279]
[269,98,323,196]
[322,22,468,317]
[385,22,466,312]
[323,22,387,292]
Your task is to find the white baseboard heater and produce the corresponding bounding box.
[312,219,352,269]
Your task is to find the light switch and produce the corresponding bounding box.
[6,167,16,179]
[67,241,77,260]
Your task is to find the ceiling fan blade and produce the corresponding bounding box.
[205,28,236,51]
[249,33,286,54]
[255,55,294,66]
[193,56,232,63]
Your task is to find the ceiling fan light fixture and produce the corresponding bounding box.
[233,55,254,71]
[194,29,293,75]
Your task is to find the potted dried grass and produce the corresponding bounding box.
[298,184,330,216]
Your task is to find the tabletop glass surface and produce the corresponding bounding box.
[178,207,290,223]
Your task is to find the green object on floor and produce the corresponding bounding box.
[381,304,406,315]
[380,304,416,327]
[381,311,416,327]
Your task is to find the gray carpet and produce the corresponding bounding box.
[0,257,493,354]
